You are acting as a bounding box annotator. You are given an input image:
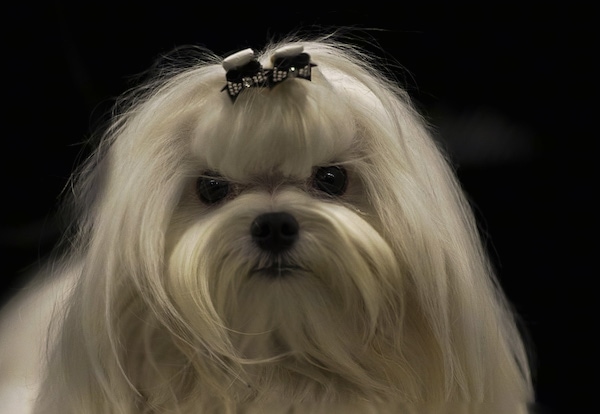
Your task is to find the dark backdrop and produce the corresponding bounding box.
[2,2,594,413]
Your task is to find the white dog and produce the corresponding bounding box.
[0,36,534,413]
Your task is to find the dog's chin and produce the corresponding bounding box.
[250,261,306,279]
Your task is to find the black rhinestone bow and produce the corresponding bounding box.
[271,52,315,84]
[222,49,316,102]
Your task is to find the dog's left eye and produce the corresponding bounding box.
[313,166,348,196]
[196,174,230,204]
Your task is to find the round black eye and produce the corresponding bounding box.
[196,174,230,204]
[313,166,348,196]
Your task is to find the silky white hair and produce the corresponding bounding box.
[22,35,533,413]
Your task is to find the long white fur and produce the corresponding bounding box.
[0,35,534,413]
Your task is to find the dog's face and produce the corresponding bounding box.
[163,65,406,393]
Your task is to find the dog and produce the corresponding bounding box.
[0,36,534,413]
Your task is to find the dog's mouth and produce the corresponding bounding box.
[251,262,305,278]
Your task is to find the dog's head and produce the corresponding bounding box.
[51,38,532,410]
[166,44,405,366]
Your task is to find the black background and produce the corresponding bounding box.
[1,2,594,413]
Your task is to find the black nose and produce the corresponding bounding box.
[251,212,299,254]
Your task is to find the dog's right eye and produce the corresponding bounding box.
[196,174,230,204]
[313,166,348,196]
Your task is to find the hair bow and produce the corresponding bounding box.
[221,45,316,102]
[270,45,316,84]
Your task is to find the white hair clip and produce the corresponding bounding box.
[222,45,316,102]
